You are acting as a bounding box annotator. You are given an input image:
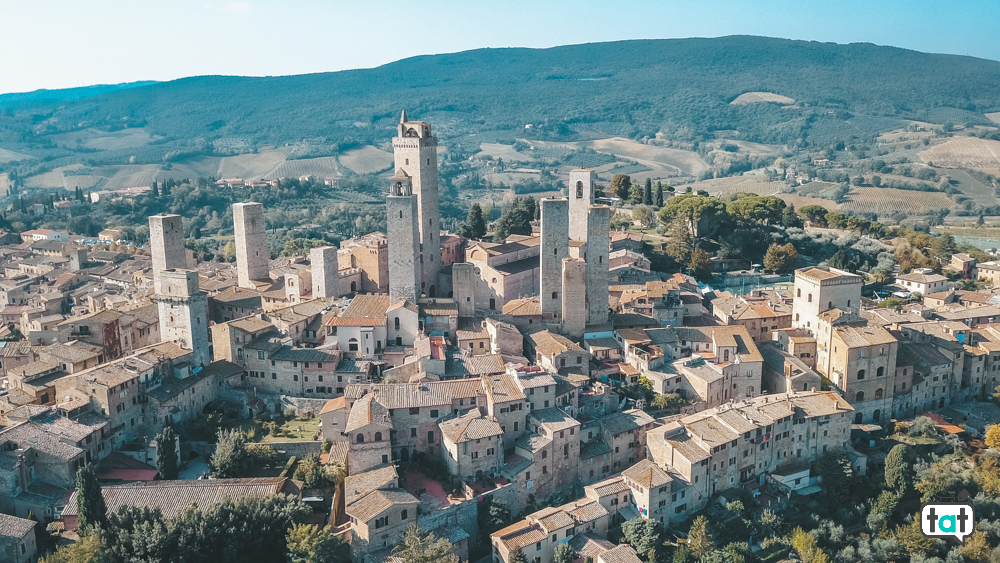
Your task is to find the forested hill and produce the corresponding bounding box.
[0,81,158,106]
[4,35,1000,162]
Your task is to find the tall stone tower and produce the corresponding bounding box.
[232,202,270,289]
[562,258,587,339]
[387,170,421,304]
[540,198,569,318]
[453,263,476,317]
[311,246,339,298]
[149,214,186,294]
[157,269,210,368]
[392,111,441,296]
[568,169,596,242]
[586,205,611,325]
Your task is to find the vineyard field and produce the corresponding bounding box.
[339,146,393,174]
[216,150,291,180]
[919,137,1000,170]
[839,187,952,214]
[0,147,35,163]
[674,175,789,197]
[264,157,341,180]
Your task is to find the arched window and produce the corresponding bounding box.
[855,391,865,402]
[854,412,863,424]
[541,450,547,459]
[873,409,881,423]
[875,388,883,399]
[350,281,357,292]
[357,434,365,443]
[828,301,832,309]
[237,348,244,360]
[797,288,801,297]
[394,317,400,330]
[857,369,866,380]
[795,313,799,321]
[723,350,730,361]
[375,432,382,441]
[349,338,359,352]
[876,367,884,377]
[576,181,584,198]
[401,509,408,520]
[808,294,812,303]
[803,383,809,391]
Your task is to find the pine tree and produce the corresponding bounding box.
[155,426,179,480]
[655,184,664,207]
[462,204,487,239]
[687,515,713,558]
[393,525,458,563]
[75,463,107,533]
[643,178,653,205]
[885,444,909,492]
[509,547,528,563]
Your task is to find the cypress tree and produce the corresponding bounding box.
[75,463,107,533]
[151,180,159,198]
[155,426,179,480]
[643,178,653,205]
[655,185,664,207]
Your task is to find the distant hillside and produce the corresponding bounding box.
[2,36,1000,169]
[0,81,158,106]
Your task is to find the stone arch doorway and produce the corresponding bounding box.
[428,285,436,297]
[399,448,409,462]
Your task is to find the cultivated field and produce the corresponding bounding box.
[778,194,838,211]
[528,137,709,178]
[730,92,795,105]
[793,181,841,197]
[477,143,529,162]
[943,168,998,206]
[0,147,34,163]
[985,113,1000,125]
[919,137,1000,170]
[216,150,291,179]
[62,165,162,191]
[264,157,341,180]
[23,165,84,189]
[839,187,952,214]
[49,128,159,151]
[339,146,393,174]
[674,174,789,197]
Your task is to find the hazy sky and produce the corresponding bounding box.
[3,0,997,94]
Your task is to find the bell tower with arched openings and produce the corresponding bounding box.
[392,110,441,297]
[568,168,595,242]
[387,169,421,304]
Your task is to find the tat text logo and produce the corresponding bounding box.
[920,502,976,544]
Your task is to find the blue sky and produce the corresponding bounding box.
[2,0,997,94]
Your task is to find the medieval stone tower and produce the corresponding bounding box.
[561,258,587,338]
[387,170,421,304]
[310,246,339,298]
[232,202,270,289]
[585,205,611,325]
[148,214,186,294]
[569,169,596,242]
[392,111,441,297]
[540,198,569,318]
[157,269,210,368]
[453,262,476,317]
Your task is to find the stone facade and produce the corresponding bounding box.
[310,246,339,298]
[148,214,186,294]
[791,266,862,332]
[387,172,421,304]
[586,205,611,326]
[157,269,210,368]
[392,111,441,297]
[540,198,569,318]
[568,169,595,243]
[232,202,270,289]
[562,258,587,338]
[452,263,476,318]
